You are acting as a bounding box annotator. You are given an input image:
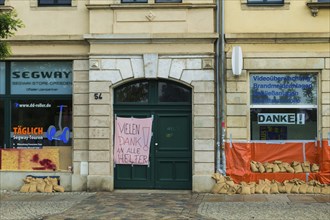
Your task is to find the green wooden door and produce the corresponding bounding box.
[114,80,192,189]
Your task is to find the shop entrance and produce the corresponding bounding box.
[114,80,192,189]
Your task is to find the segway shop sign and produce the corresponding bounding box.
[258,113,305,125]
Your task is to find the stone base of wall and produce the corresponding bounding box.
[192,174,214,192]
[87,175,113,191]
[0,171,72,191]
[71,174,87,191]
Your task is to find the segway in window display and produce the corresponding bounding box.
[46,105,70,144]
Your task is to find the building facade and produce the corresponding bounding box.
[0,0,217,192]
[225,0,329,143]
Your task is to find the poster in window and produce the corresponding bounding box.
[250,73,317,106]
[11,100,72,148]
[10,61,72,95]
[260,126,287,140]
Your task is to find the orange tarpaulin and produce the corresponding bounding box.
[225,140,330,184]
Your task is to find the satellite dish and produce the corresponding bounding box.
[231,46,243,76]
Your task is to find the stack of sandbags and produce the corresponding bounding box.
[250,160,319,173]
[211,173,330,195]
[19,176,64,193]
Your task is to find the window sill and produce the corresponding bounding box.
[306,2,330,16]
[241,0,290,10]
[0,5,14,12]
[86,3,215,10]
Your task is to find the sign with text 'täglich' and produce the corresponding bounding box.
[114,117,153,165]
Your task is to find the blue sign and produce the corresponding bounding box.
[250,73,317,105]
[11,61,72,95]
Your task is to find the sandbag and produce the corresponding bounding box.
[272,164,280,173]
[291,185,300,194]
[227,185,239,195]
[311,164,320,172]
[270,183,279,194]
[284,181,294,194]
[49,177,58,186]
[211,182,225,194]
[241,185,251,195]
[321,186,330,195]
[306,185,314,194]
[299,184,307,194]
[36,179,46,193]
[29,181,37,193]
[314,185,321,194]
[278,164,287,173]
[301,161,311,173]
[255,184,266,194]
[264,163,274,173]
[212,173,226,183]
[292,161,303,173]
[257,162,266,173]
[219,184,229,194]
[250,161,259,172]
[53,185,65,193]
[20,184,30,193]
[278,183,286,193]
[249,182,256,194]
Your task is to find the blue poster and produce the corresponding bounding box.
[250,73,317,105]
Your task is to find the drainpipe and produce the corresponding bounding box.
[220,0,226,175]
[215,0,226,175]
[216,0,225,175]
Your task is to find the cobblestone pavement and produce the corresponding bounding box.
[1,190,330,220]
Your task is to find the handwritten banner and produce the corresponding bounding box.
[114,117,153,165]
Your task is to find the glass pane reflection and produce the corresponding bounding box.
[115,82,149,103]
[158,82,190,102]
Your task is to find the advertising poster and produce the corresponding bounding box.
[250,73,317,106]
[114,117,153,165]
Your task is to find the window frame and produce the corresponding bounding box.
[247,0,284,6]
[38,0,72,7]
[0,60,73,149]
[249,72,318,141]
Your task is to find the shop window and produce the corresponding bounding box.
[247,0,284,5]
[38,0,71,6]
[11,100,72,148]
[0,62,4,94]
[250,73,317,140]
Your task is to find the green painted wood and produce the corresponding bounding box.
[114,80,192,189]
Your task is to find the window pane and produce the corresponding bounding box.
[250,73,317,106]
[251,108,317,140]
[10,61,72,95]
[0,62,4,94]
[39,0,71,5]
[0,101,3,148]
[248,0,284,4]
[158,81,190,102]
[115,82,149,103]
[0,0,5,5]
[11,99,72,148]
[121,0,148,3]
[156,0,182,3]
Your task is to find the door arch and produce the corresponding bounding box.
[114,79,192,189]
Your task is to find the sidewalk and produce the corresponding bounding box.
[1,190,329,220]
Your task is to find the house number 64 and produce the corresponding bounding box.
[94,93,103,100]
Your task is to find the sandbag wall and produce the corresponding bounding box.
[225,140,330,184]
[19,176,65,193]
[211,173,330,195]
